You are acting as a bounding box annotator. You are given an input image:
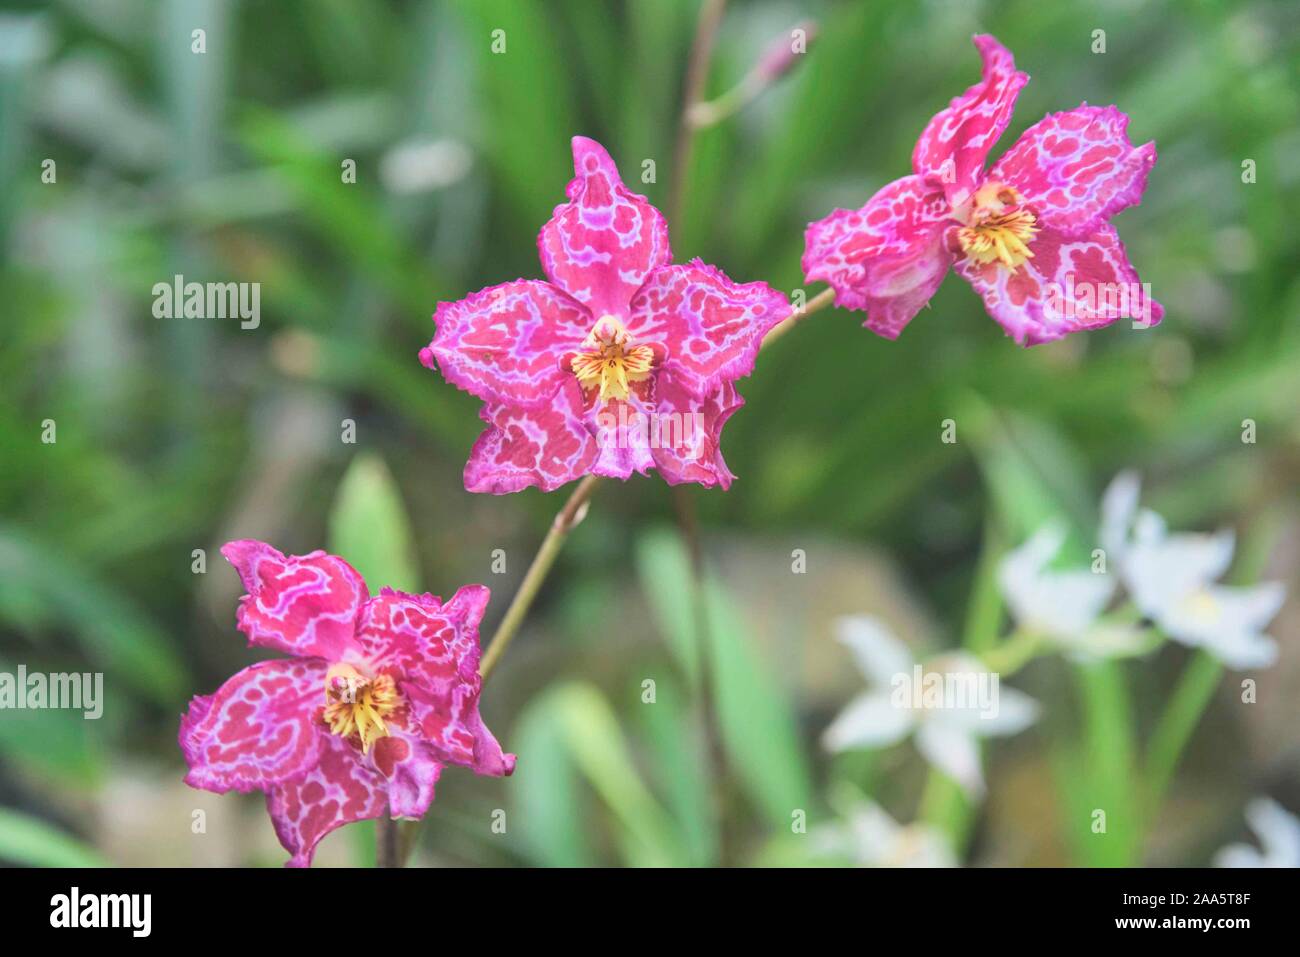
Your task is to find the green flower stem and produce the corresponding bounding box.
[479,474,603,681]
[686,76,761,130]
[978,628,1050,677]
[761,287,837,348]
[1143,648,1222,819]
[1141,510,1280,831]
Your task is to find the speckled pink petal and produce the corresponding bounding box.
[538,136,672,317]
[912,34,1028,203]
[803,175,953,338]
[991,105,1156,237]
[221,540,366,660]
[355,586,515,777]
[267,733,387,868]
[626,260,789,396]
[648,373,743,489]
[180,658,327,794]
[463,380,598,493]
[423,279,592,407]
[369,730,445,819]
[590,395,658,481]
[954,223,1164,345]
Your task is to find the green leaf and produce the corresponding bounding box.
[636,527,811,831]
[704,578,813,830]
[0,808,107,867]
[448,0,577,232]
[0,702,104,787]
[0,528,187,705]
[634,674,719,866]
[963,403,1139,865]
[328,453,419,593]
[634,526,701,687]
[509,689,593,867]
[550,682,684,867]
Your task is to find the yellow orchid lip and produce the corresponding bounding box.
[322,663,402,754]
[955,182,1040,271]
[570,315,657,403]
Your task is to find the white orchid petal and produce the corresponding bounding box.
[915,721,984,796]
[834,615,914,686]
[1214,844,1266,868]
[971,686,1040,736]
[845,799,903,863]
[822,691,914,753]
[1001,523,1112,640]
[1099,471,1141,559]
[1245,798,1300,867]
[1124,519,1235,618]
[1158,582,1285,669]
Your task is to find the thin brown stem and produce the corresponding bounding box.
[479,475,602,681]
[375,814,400,868]
[668,0,728,227]
[761,287,837,349]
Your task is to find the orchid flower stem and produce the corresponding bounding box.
[1143,648,1222,822]
[375,814,400,868]
[687,75,761,130]
[761,287,837,348]
[978,628,1049,677]
[668,0,728,227]
[479,474,603,682]
[393,475,600,866]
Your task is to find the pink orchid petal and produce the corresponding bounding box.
[353,586,516,777]
[180,658,327,794]
[954,223,1164,345]
[589,395,658,481]
[990,104,1157,237]
[626,259,790,396]
[267,733,387,868]
[538,136,672,317]
[369,730,445,819]
[802,175,953,338]
[424,279,592,407]
[912,34,1028,203]
[648,373,743,489]
[221,540,366,660]
[463,380,599,493]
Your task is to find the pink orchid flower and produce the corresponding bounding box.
[803,34,1162,346]
[179,541,514,867]
[421,136,790,493]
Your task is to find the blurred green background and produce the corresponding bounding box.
[1,0,1297,867]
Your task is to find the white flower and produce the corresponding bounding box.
[998,521,1146,660]
[822,617,1038,796]
[812,795,955,868]
[1214,799,1300,868]
[1101,474,1285,669]
[1099,469,1141,562]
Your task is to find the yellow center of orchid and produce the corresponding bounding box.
[570,315,656,403]
[1187,588,1220,623]
[322,664,402,754]
[955,182,1039,270]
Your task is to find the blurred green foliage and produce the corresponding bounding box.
[0,0,1297,866]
